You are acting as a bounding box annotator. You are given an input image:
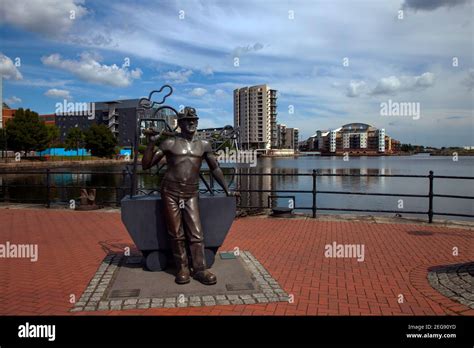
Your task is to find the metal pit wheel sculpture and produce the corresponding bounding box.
[121,85,238,286]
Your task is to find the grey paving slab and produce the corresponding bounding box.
[427,262,474,310]
[70,251,288,312]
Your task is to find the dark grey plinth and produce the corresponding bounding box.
[70,251,290,312]
[121,194,236,271]
[108,253,257,299]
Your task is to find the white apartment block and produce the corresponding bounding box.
[330,129,338,152]
[378,128,385,152]
[234,84,277,150]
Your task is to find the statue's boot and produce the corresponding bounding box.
[171,240,190,284]
[190,242,217,285]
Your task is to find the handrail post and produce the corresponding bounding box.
[117,169,127,206]
[312,169,317,218]
[46,169,51,208]
[428,170,434,223]
[3,176,9,203]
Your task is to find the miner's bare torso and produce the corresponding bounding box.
[160,136,207,185]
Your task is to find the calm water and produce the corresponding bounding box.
[240,155,474,220]
[1,155,473,220]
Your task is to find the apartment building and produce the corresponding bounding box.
[309,123,400,155]
[233,84,277,150]
[56,99,177,147]
[277,124,299,150]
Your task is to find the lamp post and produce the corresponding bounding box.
[3,128,7,163]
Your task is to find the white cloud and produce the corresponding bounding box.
[414,72,436,87]
[190,88,208,97]
[402,0,469,11]
[41,52,142,87]
[346,81,367,97]
[232,43,264,57]
[371,76,402,95]
[162,69,193,83]
[5,96,21,104]
[370,72,435,95]
[0,0,88,37]
[45,88,72,99]
[201,66,214,76]
[214,89,226,97]
[14,79,72,88]
[0,54,23,80]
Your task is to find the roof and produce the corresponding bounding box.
[198,127,226,132]
[94,99,140,110]
[340,123,376,132]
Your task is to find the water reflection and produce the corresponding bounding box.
[0,156,472,220]
[235,166,395,212]
[1,170,123,205]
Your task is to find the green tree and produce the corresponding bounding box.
[84,124,117,158]
[65,127,85,155]
[46,124,60,147]
[401,143,414,152]
[5,108,49,156]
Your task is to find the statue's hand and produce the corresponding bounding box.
[143,127,161,143]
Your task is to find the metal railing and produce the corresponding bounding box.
[0,169,473,223]
[220,170,474,222]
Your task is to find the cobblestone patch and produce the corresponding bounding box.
[427,262,474,309]
[70,251,288,312]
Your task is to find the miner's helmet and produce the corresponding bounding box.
[178,106,199,120]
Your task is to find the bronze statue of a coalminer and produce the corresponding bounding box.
[142,107,237,285]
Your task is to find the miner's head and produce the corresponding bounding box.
[178,106,199,135]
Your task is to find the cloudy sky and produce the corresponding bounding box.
[0,0,473,146]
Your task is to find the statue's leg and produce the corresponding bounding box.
[182,196,217,285]
[161,191,190,284]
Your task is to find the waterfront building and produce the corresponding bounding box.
[56,99,177,147]
[196,126,237,151]
[196,127,231,140]
[306,123,400,155]
[39,114,56,126]
[1,103,15,128]
[276,124,299,150]
[2,103,56,128]
[233,84,278,150]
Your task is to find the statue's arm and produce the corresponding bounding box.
[203,141,237,196]
[142,138,167,170]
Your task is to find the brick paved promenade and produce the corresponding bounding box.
[0,208,472,316]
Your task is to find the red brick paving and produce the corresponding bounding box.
[0,208,472,316]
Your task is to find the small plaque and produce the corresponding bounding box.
[225,283,255,291]
[408,230,433,236]
[110,289,140,298]
[125,256,143,264]
[220,252,237,260]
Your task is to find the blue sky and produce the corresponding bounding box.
[0,0,473,146]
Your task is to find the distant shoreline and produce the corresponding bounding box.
[0,152,472,171]
[0,159,132,171]
[270,151,474,157]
